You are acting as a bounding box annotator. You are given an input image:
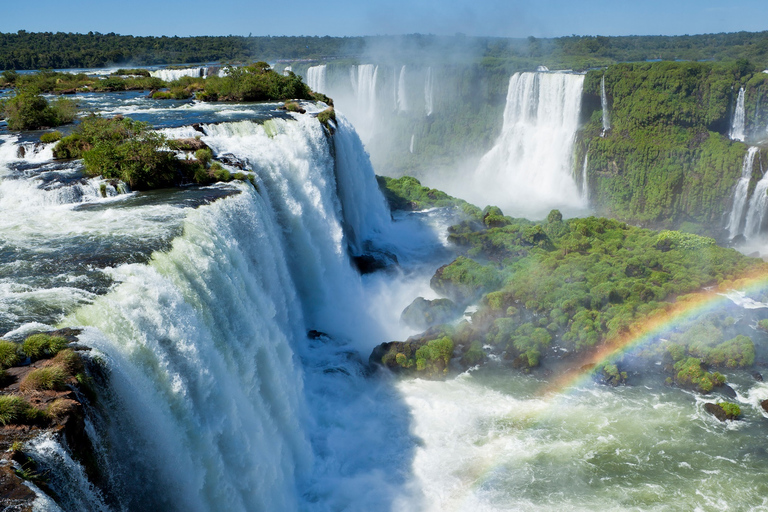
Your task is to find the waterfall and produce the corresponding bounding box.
[581,152,589,202]
[149,67,206,81]
[397,65,408,112]
[744,150,768,239]
[470,72,585,217]
[283,65,292,76]
[726,146,759,239]
[33,114,395,510]
[410,134,415,154]
[330,114,391,254]
[600,75,610,136]
[349,64,379,141]
[307,65,327,94]
[424,67,434,116]
[730,87,746,142]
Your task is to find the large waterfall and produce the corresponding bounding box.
[468,72,586,217]
[150,67,206,81]
[726,146,759,239]
[730,87,747,142]
[0,108,422,511]
[307,65,327,94]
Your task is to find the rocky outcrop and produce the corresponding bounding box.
[400,297,461,331]
[704,402,741,422]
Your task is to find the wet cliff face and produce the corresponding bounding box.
[576,62,768,237]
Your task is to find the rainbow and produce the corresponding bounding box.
[540,271,768,397]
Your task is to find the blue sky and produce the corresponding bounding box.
[2,0,767,38]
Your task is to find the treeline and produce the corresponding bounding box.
[2,30,768,72]
[0,31,365,70]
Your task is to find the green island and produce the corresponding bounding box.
[371,176,766,392]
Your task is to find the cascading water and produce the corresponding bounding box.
[468,72,586,218]
[149,67,206,81]
[410,134,415,154]
[730,87,747,142]
[600,74,610,136]
[424,67,434,116]
[726,146,759,239]
[349,64,379,141]
[581,152,589,202]
[744,152,768,240]
[307,65,327,94]
[397,66,408,112]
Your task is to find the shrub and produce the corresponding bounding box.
[317,107,335,127]
[718,402,741,419]
[40,131,63,143]
[20,366,69,392]
[2,88,77,130]
[22,334,68,360]
[0,395,44,425]
[0,340,21,368]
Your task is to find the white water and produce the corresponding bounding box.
[726,146,759,239]
[730,87,747,142]
[349,64,379,141]
[580,152,589,202]
[397,66,409,112]
[149,67,206,81]
[425,67,434,116]
[743,152,768,240]
[600,75,610,136]
[307,65,327,94]
[466,72,586,218]
[410,134,415,154]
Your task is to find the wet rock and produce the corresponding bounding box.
[720,384,737,399]
[192,123,205,134]
[761,399,768,414]
[704,403,728,421]
[0,462,36,511]
[352,248,398,275]
[400,297,461,331]
[16,146,25,159]
[173,138,209,151]
[753,372,763,382]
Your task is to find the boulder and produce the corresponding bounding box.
[761,399,768,414]
[400,297,461,331]
[705,402,740,422]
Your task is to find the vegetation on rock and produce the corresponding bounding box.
[0,87,76,130]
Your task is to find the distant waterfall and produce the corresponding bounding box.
[397,66,408,112]
[283,66,292,76]
[425,67,434,116]
[600,75,610,136]
[581,153,589,202]
[726,146,759,239]
[744,153,768,239]
[349,64,379,140]
[471,72,585,217]
[149,67,206,81]
[730,87,746,142]
[410,134,415,153]
[307,65,327,94]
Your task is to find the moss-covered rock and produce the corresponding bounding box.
[705,401,741,421]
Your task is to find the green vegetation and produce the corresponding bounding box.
[372,184,767,379]
[672,357,725,393]
[111,68,151,77]
[0,395,45,426]
[0,340,20,368]
[759,319,768,332]
[377,334,454,377]
[577,61,768,232]
[39,131,62,143]
[0,87,76,130]
[195,63,312,102]
[377,175,481,214]
[53,115,251,190]
[718,401,741,419]
[20,366,69,392]
[594,362,628,386]
[316,107,335,128]
[22,334,68,360]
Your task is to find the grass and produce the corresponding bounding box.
[21,334,68,360]
[0,395,44,425]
